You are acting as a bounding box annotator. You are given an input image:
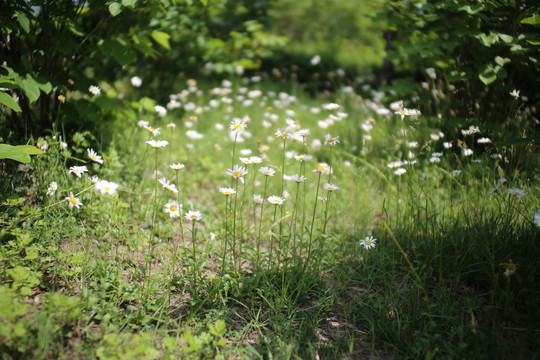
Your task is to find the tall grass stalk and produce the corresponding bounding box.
[269,202,279,270]
[230,132,239,187]
[170,170,186,296]
[232,178,240,274]
[256,176,269,268]
[316,189,333,271]
[304,170,323,271]
[289,180,301,263]
[382,220,426,294]
[238,180,247,273]
[189,220,199,297]
[220,195,229,276]
[298,160,307,259]
[143,146,159,301]
[279,137,287,264]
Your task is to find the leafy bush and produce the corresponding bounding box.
[380,0,539,122]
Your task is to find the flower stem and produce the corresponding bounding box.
[191,221,198,297]
[269,205,278,270]
[256,176,269,268]
[232,179,239,274]
[304,171,322,271]
[220,196,229,276]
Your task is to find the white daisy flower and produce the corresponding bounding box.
[267,195,285,205]
[65,192,83,209]
[184,210,202,221]
[360,236,376,249]
[68,165,88,178]
[164,201,181,218]
[87,148,104,164]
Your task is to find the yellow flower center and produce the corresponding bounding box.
[104,187,110,192]
[514,191,520,196]
[273,200,279,204]
[170,205,177,211]
[507,263,515,271]
[234,124,242,129]
[191,214,197,219]
[234,171,242,177]
[316,166,325,172]
[283,133,288,137]
[69,197,77,205]
[365,240,371,245]
[327,138,335,142]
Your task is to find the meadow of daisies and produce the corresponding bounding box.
[2,74,539,359]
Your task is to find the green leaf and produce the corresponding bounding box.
[201,0,208,6]
[21,76,40,103]
[494,56,511,67]
[108,2,123,17]
[521,16,539,25]
[476,33,497,47]
[150,30,171,50]
[0,144,31,163]
[15,145,45,155]
[15,11,30,33]
[0,80,16,88]
[478,73,496,85]
[163,337,176,351]
[458,4,484,15]
[479,64,497,85]
[34,76,52,94]
[498,34,513,43]
[98,39,137,66]
[209,320,226,336]
[0,144,44,163]
[510,44,524,53]
[122,0,137,7]
[68,23,84,36]
[0,91,22,112]
[138,97,156,112]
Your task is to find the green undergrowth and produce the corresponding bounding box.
[1,78,539,359]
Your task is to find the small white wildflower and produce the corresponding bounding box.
[46,181,58,196]
[89,85,101,95]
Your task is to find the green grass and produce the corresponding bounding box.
[1,76,539,359]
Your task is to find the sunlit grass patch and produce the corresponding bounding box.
[1,75,539,359]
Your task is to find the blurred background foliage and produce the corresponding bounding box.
[381,0,540,123]
[266,0,385,71]
[0,0,538,138]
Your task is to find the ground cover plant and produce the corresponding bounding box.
[1,1,540,359]
[2,73,539,359]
